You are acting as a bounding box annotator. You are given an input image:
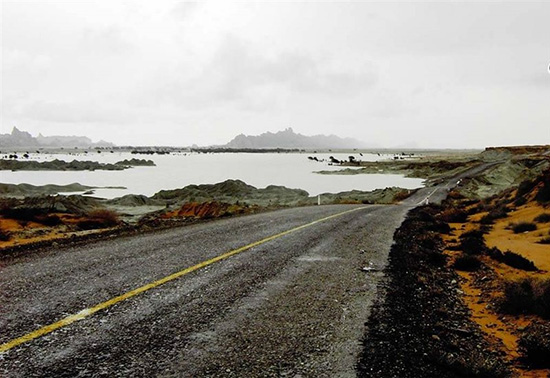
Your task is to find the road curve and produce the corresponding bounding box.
[1,203,414,377]
[0,161,492,378]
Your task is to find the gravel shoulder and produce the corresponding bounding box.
[358,205,510,377]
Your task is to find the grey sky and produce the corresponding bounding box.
[1,1,549,148]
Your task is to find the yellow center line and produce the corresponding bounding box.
[0,206,366,353]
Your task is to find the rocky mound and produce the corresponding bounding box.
[106,194,162,207]
[318,187,413,205]
[0,158,155,171]
[1,195,102,216]
[0,183,94,197]
[165,201,258,219]
[459,157,550,199]
[153,179,310,206]
[482,146,550,161]
[114,159,155,166]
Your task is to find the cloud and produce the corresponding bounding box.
[142,35,379,112]
[3,49,52,73]
[80,26,135,55]
[2,1,548,148]
[171,2,200,20]
[16,100,137,124]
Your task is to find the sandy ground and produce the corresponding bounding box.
[444,199,550,377]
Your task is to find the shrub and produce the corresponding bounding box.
[0,207,46,222]
[393,190,413,202]
[516,179,536,199]
[534,213,550,223]
[535,172,550,203]
[87,209,120,226]
[77,209,120,230]
[0,228,10,242]
[0,206,62,226]
[501,279,536,315]
[453,254,482,271]
[511,222,537,234]
[479,205,509,224]
[459,229,487,255]
[500,278,550,318]
[497,250,538,271]
[439,208,468,223]
[34,214,63,227]
[519,321,550,368]
[514,197,527,207]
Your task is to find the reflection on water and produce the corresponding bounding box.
[0,152,424,198]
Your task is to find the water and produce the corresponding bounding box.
[0,152,424,198]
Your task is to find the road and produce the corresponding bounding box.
[0,172,472,377]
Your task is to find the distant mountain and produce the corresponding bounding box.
[0,127,114,149]
[224,128,367,149]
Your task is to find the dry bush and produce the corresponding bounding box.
[516,179,536,200]
[536,172,550,204]
[479,205,510,225]
[77,209,120,230]
[452,254,482,271]
[514,197,527,206]
[459,229,487,255]
[510,222,537,234]
[0,228,11,242]
[88,209,120,226]
[534,213,550,223]
[439,208,468,223]
[488,248,538,271]
[500,278,550,319]
[0,207,45,222]
[34,214,63,226]
[393,190,413,202]
[519,321,550,368]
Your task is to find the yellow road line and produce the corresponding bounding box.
[0,206,366,353]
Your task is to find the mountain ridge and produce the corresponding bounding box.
[0,127,114,148]
[224,128,369,149]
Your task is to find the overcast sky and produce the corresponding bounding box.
[1,1,549,148]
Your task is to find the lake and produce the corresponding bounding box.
[0,152,424,198]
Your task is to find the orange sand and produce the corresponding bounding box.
[445,200,550,377]
[486,204,550,272]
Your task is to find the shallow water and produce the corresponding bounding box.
[0,152,424,198]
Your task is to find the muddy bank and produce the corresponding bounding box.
[319,146,550,201]
[358,206,510,377]
[317,158,480,181]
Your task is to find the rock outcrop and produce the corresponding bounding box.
[152,179,310,206]
[0,127,114,148]
[0,158,154,171]
[225,128,367,149]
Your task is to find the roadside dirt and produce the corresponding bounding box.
[358,205,510,377]
[440,181,550,377]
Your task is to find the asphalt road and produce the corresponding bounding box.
[0,167,478,377]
